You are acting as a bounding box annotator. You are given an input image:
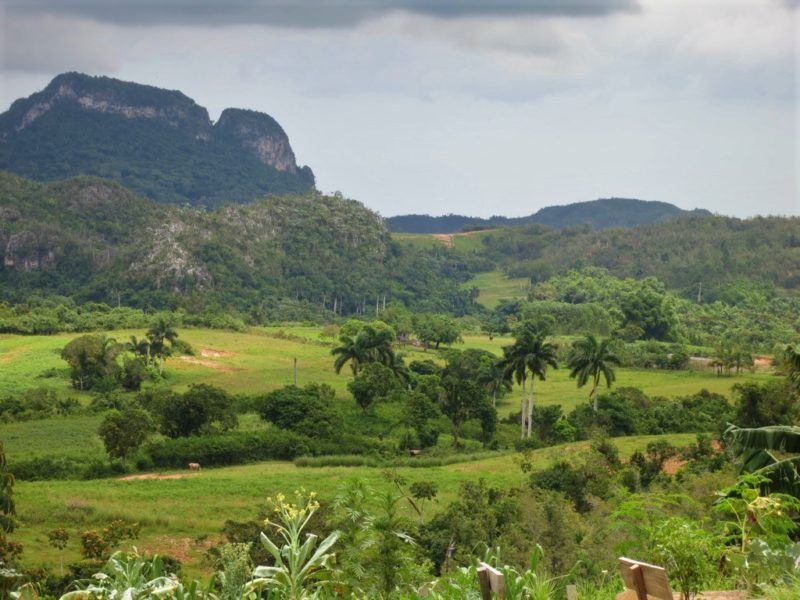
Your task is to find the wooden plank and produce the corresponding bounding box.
[566,584,578,600]
[477,562,506,599]
[477,566,492,600]
[618,558,674,600]
[631,565,648,600]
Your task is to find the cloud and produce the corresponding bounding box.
[1,13,121,73]
[6,0,639,29]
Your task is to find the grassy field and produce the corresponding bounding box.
[14,433,697,576]
[0,325,768,576]
[462,270,532,309]
[0,327,771,463]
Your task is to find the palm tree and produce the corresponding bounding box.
[146,318,178,375]
[477,355,512,408]
[388,353,412,388]
[724,424,800,496]
[498,323,558,439]
[126,335,151,365]
[146,317,178,346]
[332,325,395,377]
[567,335,621,412]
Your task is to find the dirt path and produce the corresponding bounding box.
[117,473,199,481]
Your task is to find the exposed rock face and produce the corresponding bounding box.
[215,108,298,172]
[1,72,211,138]
[3,229,60,271]
[0,72,314,206]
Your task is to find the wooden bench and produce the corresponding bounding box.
[616,558,745,600]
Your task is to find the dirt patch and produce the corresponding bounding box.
[200,348,235,358]
[177,356,235,373]
[137,535,218,565]
[753,355,772,368]
[117,473,199,481]
[431,233,454,248]
[662,456,688,476]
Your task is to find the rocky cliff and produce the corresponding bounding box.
[0,73,314,207]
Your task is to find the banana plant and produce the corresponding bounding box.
[723,424,800,496]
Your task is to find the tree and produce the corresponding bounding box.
[120,356,148,391]
[98,408,154,459]
[257,384,341,438]
[476,354,512,408]
[567,335,621,412]
[0,442,21,565]
[440,350,495,447]
[413,314,461,349]
[332,324,395,377]
[157,384,238,438]
[785,344,800,390]
[347,363,399,412]
[61,334,122,391]
[498,323,558,439]
[146,316,179,375]
[403,389,442,449]
[733,380,799,428]
[126,335,151,366]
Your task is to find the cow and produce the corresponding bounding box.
[188,462,201,471]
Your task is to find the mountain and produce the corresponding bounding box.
[0,73,315,207]
[0,171,390,311]
[386,198,713,233]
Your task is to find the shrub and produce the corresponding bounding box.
[648,517,722,600]
[142,429,312,468]
[255,384,342,438]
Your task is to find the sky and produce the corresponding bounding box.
[0,0,798,218]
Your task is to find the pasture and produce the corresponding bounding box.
[14,433,697,577]
[0,325,772,576]
[461,269,531,309]
[0,326,771,463]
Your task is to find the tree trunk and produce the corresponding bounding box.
[591,373,600,412]
[527,379,534,439]
[520,377,527,439]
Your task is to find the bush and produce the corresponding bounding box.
[255,384,342,438]
[142,429,312,468]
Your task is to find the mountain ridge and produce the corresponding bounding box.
[0,72,314,207]
[386,198,713,233]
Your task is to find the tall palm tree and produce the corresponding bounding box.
[498,323,558,439]
[146,318,178,375]
[567,335,621,412]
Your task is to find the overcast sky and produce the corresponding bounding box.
[1,0,798,217]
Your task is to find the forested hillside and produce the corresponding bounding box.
[386,198,711,233]
[0,73,315,206]
[2,171,799,324]
[0,172,478,318]
[479,216,800,296]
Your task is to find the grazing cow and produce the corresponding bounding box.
[188,462,201,471]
